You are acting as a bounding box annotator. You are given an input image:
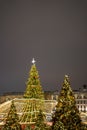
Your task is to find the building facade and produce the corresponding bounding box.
[46,88,87,113]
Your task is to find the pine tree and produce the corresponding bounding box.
[3,100,21,130]
[20,60,44,124]
[34,110,48,130]
[52,75,82,130]
[24,62,44,99]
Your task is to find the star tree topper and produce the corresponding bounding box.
[32,58,36,64]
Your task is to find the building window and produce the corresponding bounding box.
[81,100,82,104]
[84,100,85,104]
[84,96,87,99]
[84,106,86,112]
[77,95,82,99]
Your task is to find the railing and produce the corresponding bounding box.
[0,98,57,124]
[0,98,87,125]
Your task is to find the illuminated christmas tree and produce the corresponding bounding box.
[24,58,44,99]
[52,75,82,130]
[3,100,21,130]
[20,59,44,124]
[34,110,49,130]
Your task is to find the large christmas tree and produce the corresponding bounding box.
[3,100,21,130]
[20,59,44,124]
[52,75,82,130]
[24,58,44,99]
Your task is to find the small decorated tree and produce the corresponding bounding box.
[52,75,82,130]
[34,110,48,130]
[3,100,21,130]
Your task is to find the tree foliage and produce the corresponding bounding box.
[34,110,49,130]
[3,100,21,130]
[52,75,82,130]
[24,64,44,99]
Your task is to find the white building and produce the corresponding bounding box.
[74,90,87,112]
[51,87,87,113]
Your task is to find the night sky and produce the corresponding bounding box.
[1,0,87,93]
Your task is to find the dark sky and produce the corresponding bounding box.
[0,0,87,93]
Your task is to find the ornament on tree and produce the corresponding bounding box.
[32,58,36,64]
